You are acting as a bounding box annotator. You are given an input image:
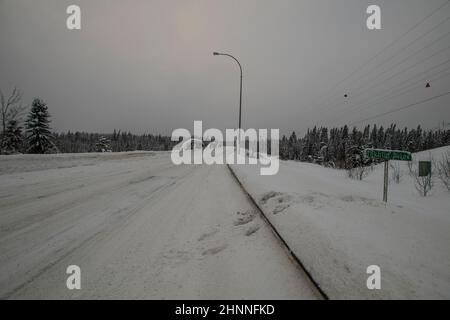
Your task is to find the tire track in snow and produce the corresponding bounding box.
[0,162,197,298]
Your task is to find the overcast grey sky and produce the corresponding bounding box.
[1,0,449,136]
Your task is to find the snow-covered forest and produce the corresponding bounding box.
[1,90,449,164]
[8,125,449,162]
[53,131,176,153]
[279,124,450,169]
[0,88,176,154]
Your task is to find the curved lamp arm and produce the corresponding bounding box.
[213,52,243,77]
[213,52,243,129]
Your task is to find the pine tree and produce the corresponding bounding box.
[280,135,289,159]
[1,119,23,154]
[25,98,57,154]
[337,125,349,167]
[363,125,370,146]
[320,127,329,145]
[288,131,298,160]
[95,136,112,152]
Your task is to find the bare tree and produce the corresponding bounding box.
[347,165,370,180]
[0,87,26,135]
[437,150,450,192]
[407,159,414,175]
[414,172,434,197]
[390,161,402,184]
[408,155,435,197]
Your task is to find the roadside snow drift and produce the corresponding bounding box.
[230,146,450,299]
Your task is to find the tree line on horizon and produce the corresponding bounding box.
[1,87,449,171]
[279,124,450,169]
[0,87,176,155]
[53,130,175,153]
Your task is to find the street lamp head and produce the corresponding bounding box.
[213,52,220,56]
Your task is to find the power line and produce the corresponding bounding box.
[331,69,450,126]
[346,26,450,98]
[316,17,450,119]
[348,91,450,126]
[324,56,450,125]
[309,0,450,113]
[340,17,450,94]
[320,48,450,124]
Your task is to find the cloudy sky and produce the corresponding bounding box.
[1,0,449,136]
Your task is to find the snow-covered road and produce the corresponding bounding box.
[0,152,320,299]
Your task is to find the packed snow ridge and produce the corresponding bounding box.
[230,146,450,299]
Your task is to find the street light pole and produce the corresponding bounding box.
[213,52,243,130]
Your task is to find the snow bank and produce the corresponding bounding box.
[230,146,450,299]
[0,151,159,175]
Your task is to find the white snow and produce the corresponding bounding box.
[0,151,159,175]
[0,152,320,299]
[230,146,450,299]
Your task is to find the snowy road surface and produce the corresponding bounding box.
[0,152,320,299]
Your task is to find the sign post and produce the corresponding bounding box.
[365,149,412,202]
[383,161,388,202]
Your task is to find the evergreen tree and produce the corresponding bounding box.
[363,125,370,146]
[377,126,385,148]
[45,123,450,166]
[288,131,298,160]
[280,135,289,160]
[320,127,329,145]
[337,125,349,167]
[25,98,57,154]
[95,136,112,152]
[370,125,378,148]
[1,119,23,154]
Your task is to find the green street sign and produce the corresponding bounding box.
[365,148,412,203]
[365,149,412,161]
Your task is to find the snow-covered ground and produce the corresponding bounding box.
[0,151,160,175]
[0,152,320,299]
[230,146,450,299]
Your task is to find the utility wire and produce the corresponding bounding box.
[331,69,450,126]
[338,17,450,95]
[347,26,450,99]
[331,64,450,124]
[309,0,450,112]
[321,48,450,122]
[316,16,450,118]
[323,54,450,125]
[348,91,450,126]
